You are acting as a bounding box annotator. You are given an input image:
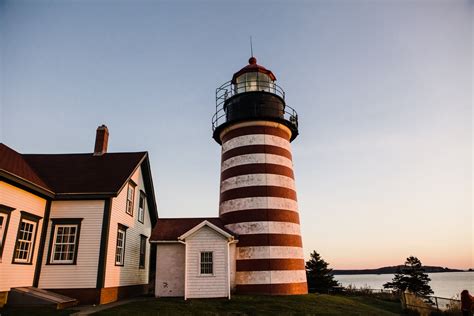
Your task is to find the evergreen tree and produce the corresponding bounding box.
[305,250,339,293]
[383,256,434,296]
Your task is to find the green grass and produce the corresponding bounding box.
[0,305,73,316]
[94,294,404,315]
[0,294,405,315]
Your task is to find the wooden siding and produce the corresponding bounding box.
[155,244,185,297]
[186,226,229,299]
[0,181,46,291]
[38,200,104,289]
[104,166,151,288]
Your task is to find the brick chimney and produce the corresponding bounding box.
[94,125,109,156]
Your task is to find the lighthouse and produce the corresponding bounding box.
[212,57,308,295]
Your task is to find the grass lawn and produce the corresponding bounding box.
[0,294,404,315]
[0,305,73,316]
[94,294,404,315]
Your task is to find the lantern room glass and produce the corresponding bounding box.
[234,72,276,95]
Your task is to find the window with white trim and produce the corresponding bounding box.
[51,225,78,263]
[115,225,127,266]
[0,205,14,261]
[138,191,146,224]
[13,219,37,263]
[47,218,82,265]
[0,215,5,250]
[126,183,135,216]
[139,235,146,269]
[200,251,213,275]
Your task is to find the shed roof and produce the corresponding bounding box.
[150,217,237,241]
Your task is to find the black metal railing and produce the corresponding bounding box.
[212,80,297,131]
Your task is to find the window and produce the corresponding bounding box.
[138,191,146,223]
[115,224,127,266]
[139,235,146,269]
[0,217,4,244]
[200,251,213,275]
[125,182,136,216]
[0,204,14,261]
[13,211,41,264]
[47,218,82,265]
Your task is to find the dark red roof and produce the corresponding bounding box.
[24,152,146,195]
[231,57,277,84]
[0,143,146,196]
[0,144,52,192]
[150,217,237,241]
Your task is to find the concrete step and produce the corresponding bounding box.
[9,287,79,309]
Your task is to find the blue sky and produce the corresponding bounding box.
[0,0,472,269]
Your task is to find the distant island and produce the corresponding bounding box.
[333,265,466,275]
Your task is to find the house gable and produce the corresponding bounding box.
[179,220,234,241]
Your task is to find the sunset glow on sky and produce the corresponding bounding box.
[0,0,472,269]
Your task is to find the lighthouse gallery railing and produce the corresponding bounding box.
[212,80,298,131]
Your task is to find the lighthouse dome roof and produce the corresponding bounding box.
[231,57,277,84]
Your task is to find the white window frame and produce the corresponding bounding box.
[139,235,146,269]
[126,182,135,216]
[199,251,213,276]
[13,218,37,264]
[115,226,127,266]
[0,206,14,262]
[50,224,79,264]
[138,191,146,224]
[0,214,6,251]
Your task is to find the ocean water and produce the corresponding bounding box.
[335,271,474,299]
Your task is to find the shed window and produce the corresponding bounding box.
[200,251,213,275]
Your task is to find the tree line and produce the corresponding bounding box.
[306,251,433,296]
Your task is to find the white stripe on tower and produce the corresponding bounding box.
[220,174,296,193]
[221,153,293,171]
[226,222,301,235]
[236,246,305,260]
[222,134,292,153]
[219,197,298,215]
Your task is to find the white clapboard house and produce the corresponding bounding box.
[0,125,158,306]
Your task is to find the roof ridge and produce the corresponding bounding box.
[23,151,148,156]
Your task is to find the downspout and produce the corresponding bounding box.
[227,238,238,300]
[178,240,187,300]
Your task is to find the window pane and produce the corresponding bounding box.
[116,228,125,265]
[51,224,78,264]
[0,215,5,247]
[200,251,213,274]
[14,219,36,263]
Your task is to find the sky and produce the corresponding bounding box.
[0,0,472,270]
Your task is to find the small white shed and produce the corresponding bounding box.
[150,218,237,299]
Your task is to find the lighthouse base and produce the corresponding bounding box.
[236,282,308,295]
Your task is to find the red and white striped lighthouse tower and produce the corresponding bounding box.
[212,57,307,295]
